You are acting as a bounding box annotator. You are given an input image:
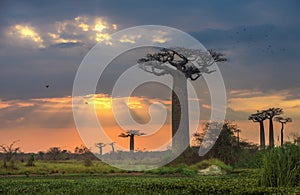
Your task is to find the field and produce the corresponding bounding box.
[0,161,299,194]
[1,173,299,194]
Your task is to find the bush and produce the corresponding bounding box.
[260,143,300,187]
[235,149,263,168]
[190,158,233,173]
[26,154,35,167]
[83,158,93,167]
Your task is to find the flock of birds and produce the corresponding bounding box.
[226,26,287,55]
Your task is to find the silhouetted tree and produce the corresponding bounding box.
[194,121,250,165]
[108,142,116,153]
[74,145,90,154]
[0,140,20,168]
[46,147,63,160]
[37,151,45,160]
[248,110,268,148]
[274,116,292,146]
[264,108,283,147]
[236,128,241,147]
[95,143,106,156]
[119,130,145,152]
[138,48,226,153]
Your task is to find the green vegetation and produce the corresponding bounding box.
[0,120,299,193]
[260,143,300,187]
[0,173,299,194]
[190,158,233,173]
[0,160,123,175]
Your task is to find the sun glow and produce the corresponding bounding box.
[8,25,44,48]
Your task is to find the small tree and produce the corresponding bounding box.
[119,130,145,152]
[95,143,106,156]
[74,145,90,155]
[0,140,21,168]
[46,147,62,161]
[274,116,292,146]
[26,154,35,167]
[194,121,255,165]
[108,142,116,153]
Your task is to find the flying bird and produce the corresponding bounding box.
[45,85,49,88]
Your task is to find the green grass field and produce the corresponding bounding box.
[0,160,299,194]
[1,174,299,194]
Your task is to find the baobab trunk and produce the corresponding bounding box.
[280,123,284,146]
[259,121,265,149]
[130,135,134,152]
[100,147,103,156]
[269,118,274,147]
[172,72,189,154]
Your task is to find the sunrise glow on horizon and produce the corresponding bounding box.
[1,2,300,153]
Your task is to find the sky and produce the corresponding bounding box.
[0,0,300,153]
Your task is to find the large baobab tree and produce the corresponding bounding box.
[95,143,106,156]
[274,116,292,146]
[119,130,145,152]
[248,110,268,148]
[138,48,226,153]
[264,108,283,147]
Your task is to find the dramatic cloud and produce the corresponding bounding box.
[5,15,118,48]
[7,24,44,48]
[1,0,300,151]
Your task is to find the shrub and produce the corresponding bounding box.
[191,158,233,173]
[83,158,93,167]
[260,143,300,187]
[26,154,35,167]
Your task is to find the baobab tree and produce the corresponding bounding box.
[248,110,268,148]
[138,48,226,153]
[264,108,283,147]
[95,143,106,156]
[274,116,292,146]
[108,142,116,153]
[119,130,145,152]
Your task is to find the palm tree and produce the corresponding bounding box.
[264,108,283,147]
[248,110,268,148]
[119,130,145,152]
[95,143,106,156]
[274,116,292,146]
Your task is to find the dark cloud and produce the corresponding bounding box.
[50,42,83,49]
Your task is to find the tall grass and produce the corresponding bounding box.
[260,143,300,187]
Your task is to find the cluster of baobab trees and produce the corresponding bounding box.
[248,107,292,148]
[96,130,145,155]
[95,142,116,156]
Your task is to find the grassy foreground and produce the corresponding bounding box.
[0,159,299,194]
[0,171,300,194]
